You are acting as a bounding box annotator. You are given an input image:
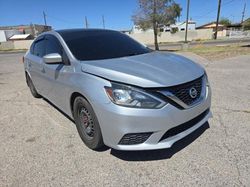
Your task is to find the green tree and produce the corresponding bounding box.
[132,0,181,50]
[219,17,232,26]
[242,18,250,30]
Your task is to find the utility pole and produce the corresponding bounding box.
[102,15,105,29]
[214,0,222,40]
[30,22,35,37]
[185,0,190,43]
[85,16,88,28]
[241,2,246,23]
[43,11,47,26]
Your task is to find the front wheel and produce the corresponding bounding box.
[73,96,104,150]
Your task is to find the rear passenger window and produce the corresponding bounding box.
[30,42,35,54]
[33,39,46,57]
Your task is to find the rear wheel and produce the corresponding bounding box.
[73,96,104,150]
[26,74,41,98]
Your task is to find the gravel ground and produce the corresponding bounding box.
[0,52,250,186]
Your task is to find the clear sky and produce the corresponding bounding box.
[0,0,249,30]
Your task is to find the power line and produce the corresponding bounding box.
[223,0,237,6]
[192,0,238,20]
[45,14,78,26]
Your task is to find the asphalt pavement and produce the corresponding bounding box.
[0,52,250,186]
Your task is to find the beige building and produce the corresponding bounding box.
[0,24,52,38]
[196,22,224,31]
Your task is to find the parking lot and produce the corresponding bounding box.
[0,52,250,186]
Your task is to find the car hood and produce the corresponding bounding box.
[81,52,204,88]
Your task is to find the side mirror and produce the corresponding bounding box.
[43,53,62,64]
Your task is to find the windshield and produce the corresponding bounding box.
[58,29,151,61]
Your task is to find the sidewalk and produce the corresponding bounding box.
[148,37,250,50]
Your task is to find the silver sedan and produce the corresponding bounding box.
[23,29,211,151]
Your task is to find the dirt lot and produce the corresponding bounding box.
[185,44,250,61]
[0,52,250,186]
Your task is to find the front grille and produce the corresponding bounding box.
[159,109,209,142]
[118,132,153,145]
[167,76,203,106]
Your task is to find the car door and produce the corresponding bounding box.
[42,34,73,110]
[28,36,47,95]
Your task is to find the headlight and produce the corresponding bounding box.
[104,83,166,109]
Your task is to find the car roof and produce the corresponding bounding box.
[56,28,117,35]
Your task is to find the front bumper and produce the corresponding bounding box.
[93,86,212,150]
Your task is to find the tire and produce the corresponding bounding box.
[73,96,104,150]
[26,74,41,98]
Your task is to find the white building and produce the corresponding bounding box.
[131,25,153,34]
[0,30,23,42]
[0,31,6,42]
[160,21,196,32]
[132,20,196,34]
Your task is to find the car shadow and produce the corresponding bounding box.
[41,97,111,151]
[110,122,210,161]
[42,97,75,123]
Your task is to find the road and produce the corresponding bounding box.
[148,38,250,50]
[0,53,250,186]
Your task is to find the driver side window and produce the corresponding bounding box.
[45,35,63,56]
[45,35,70,65]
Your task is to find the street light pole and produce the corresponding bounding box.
[185,0,190,43]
